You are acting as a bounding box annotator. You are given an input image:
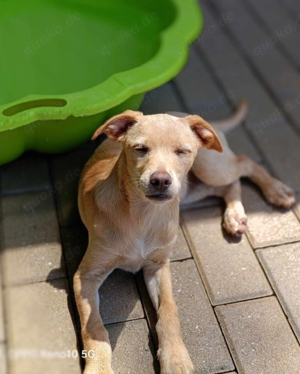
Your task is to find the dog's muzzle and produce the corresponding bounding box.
[146,171,173,202]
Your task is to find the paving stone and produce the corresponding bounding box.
[0,152,50,195]
[49,140,99,227]
[197,0,300,190]
[245,0,300,69]
[175,48,231,120]
[100,270,144,325]
[61,226,144,324]
[171,260,234,373]
[257,243,300,343]
[278,0,300,14]
[242,182,300,248]
[140,82,184,114]
[181,206,272,305]
[212,0,300,135]
[106,319,157,374]
[5,279,81,374]
[171,226,191,261]
[215,297,300,374]
[1,192,65,286]
[0,344,7,374]
[0,279,4,342]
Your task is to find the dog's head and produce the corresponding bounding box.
[92,110,222,204]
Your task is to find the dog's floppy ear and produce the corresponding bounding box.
[92,110,143,142]
[185,115,223,152]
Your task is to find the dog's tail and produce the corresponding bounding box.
[167,99,248,133]
[210,99,248,133]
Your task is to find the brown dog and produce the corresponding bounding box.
[74,101,295,374]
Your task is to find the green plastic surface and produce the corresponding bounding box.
[0,0,202,165]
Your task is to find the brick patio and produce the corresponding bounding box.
[1,0,300,373]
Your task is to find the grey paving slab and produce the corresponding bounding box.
[107,319,157,374]
[181,206,272,305]
[60,225,88,280]
[171,260,234,373]
[257,243,300,343]
[0,279,4,342]
[60,226,144,324]
[215,297,300,374]
[197,0,300,190]
[174,48,260,162]
[5,279,81,374]
[0,344,7,374]
[242,182,300,248]
[278,0,300,13]
[49,140,98,227]
[100,270,144,325]
[212,0,300,134]
[0,152,50,195]
[171,225,191,261]
[140,82,184,114]
[1,192,65,286]
[245,0,300,70]
[175,48,231,120]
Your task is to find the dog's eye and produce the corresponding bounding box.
[175,148,191,156]
[134,145,149,155]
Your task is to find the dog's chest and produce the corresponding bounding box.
[119,226,176,272]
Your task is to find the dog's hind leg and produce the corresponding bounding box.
[237,155,295,208]
[143,258,194,374]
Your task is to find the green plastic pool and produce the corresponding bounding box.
[0,0,202,165]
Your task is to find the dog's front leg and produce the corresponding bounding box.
[143,259,194,374]
[74,250,116,374]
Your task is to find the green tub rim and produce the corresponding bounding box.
[0,0,203,132]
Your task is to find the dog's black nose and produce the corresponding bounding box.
[150,171,172,191]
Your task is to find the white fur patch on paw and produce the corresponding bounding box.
[223,208,248,237]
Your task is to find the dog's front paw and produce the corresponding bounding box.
[158,344,194,374]
[223,208,248,237]
[262,180,295,208]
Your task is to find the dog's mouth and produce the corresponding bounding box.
[146,194,173,202]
